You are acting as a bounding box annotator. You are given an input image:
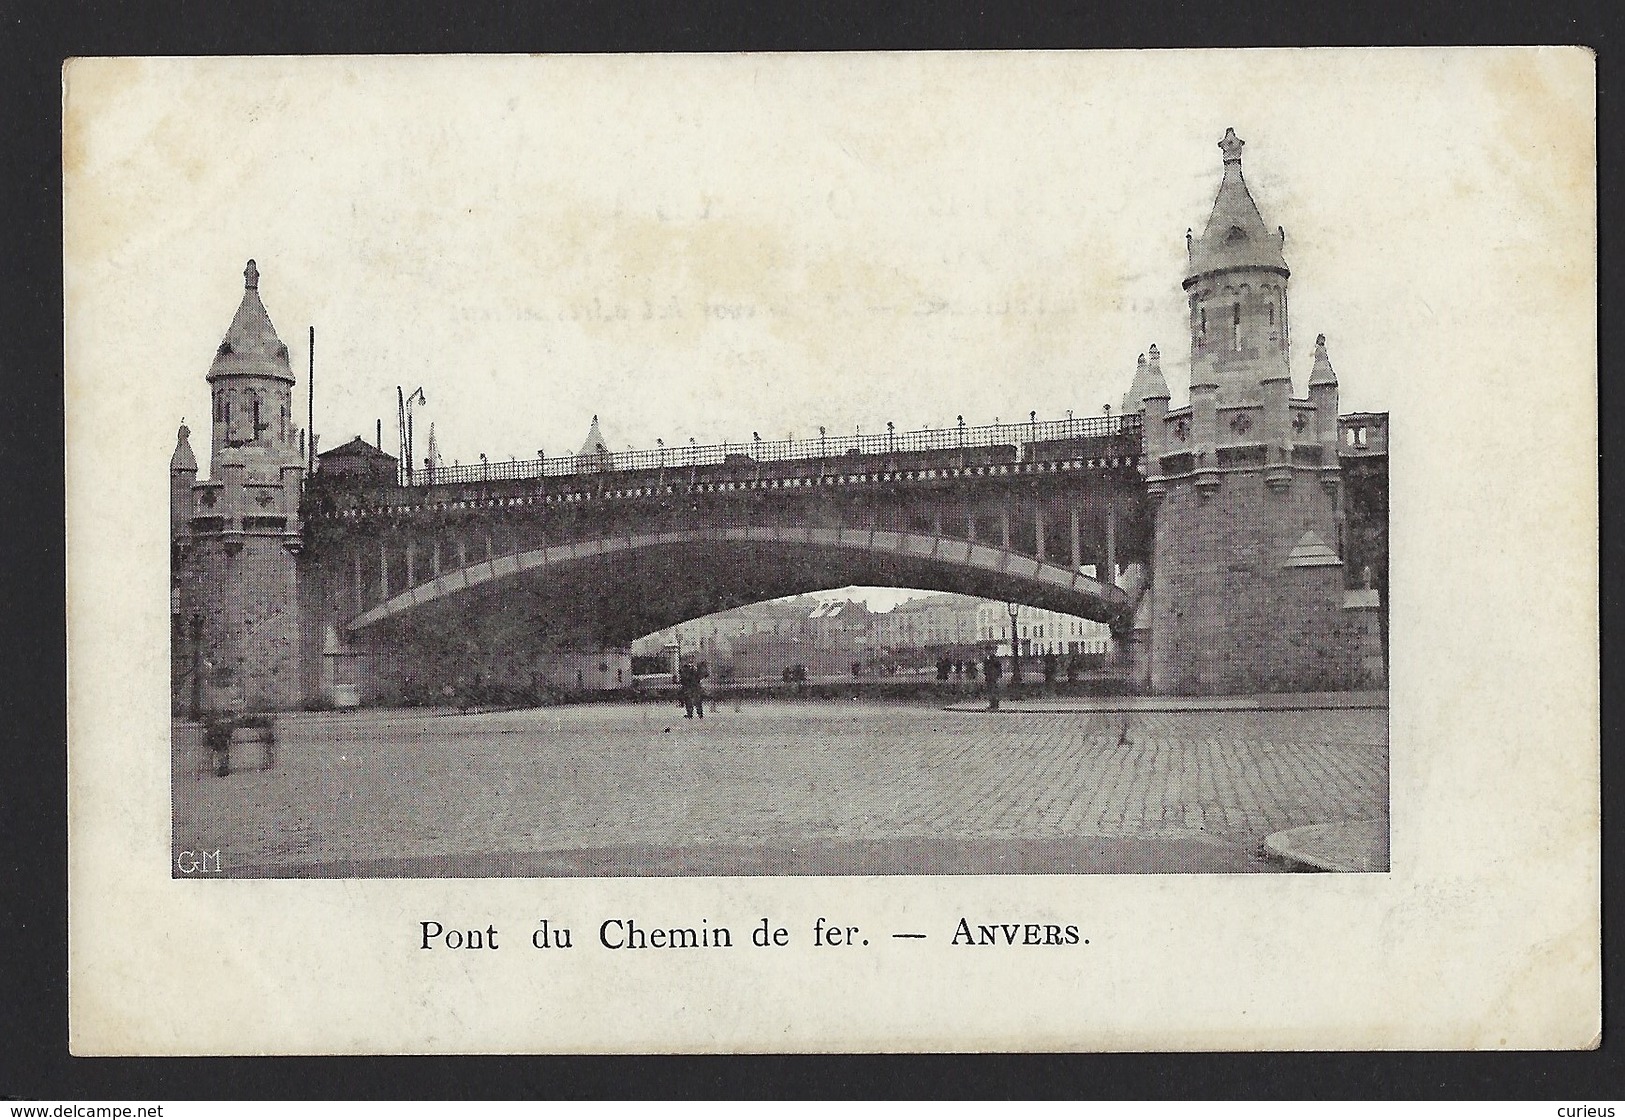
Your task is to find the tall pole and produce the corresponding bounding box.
[307,326,315,473]
[399,387,425,486]
[1007,601,1022,685]
[397,387,406,486]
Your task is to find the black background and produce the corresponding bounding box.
[3,0,1619,1100]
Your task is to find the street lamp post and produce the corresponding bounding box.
[403,387,426,484]
[1006,601,1022,686]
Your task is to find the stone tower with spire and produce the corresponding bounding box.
[1126,131,1363,693]
[171,260,306,712]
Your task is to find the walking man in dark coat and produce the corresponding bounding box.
[679,661,704,719]
[983,650,1004,711]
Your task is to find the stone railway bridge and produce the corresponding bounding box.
[293,416,1154,701]
[171,130,1390,709]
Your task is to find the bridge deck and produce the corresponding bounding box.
[316,417,1144,519]
[356,411,1139,490]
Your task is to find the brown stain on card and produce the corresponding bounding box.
[65,59,241,273]
[61,57,148,183]
[1478,51,1594,295]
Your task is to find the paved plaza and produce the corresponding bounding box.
[173,699,1388,877]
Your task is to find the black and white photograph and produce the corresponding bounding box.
[65,50,1596,1053]
[162,68,1390,881]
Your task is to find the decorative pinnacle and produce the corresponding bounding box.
[170,420,197,472]
[1219,128,1244,165]
[1309,333,1338,387]
[244,259,259,290]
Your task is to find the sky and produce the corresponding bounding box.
[65,50,1593,610]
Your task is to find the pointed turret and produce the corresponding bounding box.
[1145,344,1168,399]
[577,414,611,458]
[1122,354,1146,414]
[208,260,295,386]
[170,421,197,473]
[170,421,197,541]
[175,261,307,716]
[1144,131,1363,696]
[1122,345,1171,413]
[1136,344,1172,473]
[1186,129,1289,282]
[206,260,301,471]
[1308,333,1338,386]
[1183,130,1293,407]
[1307,333,1341,465]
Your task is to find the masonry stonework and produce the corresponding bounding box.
[170,260,307,714]
[172,134,1388,710]
[184,534,303,710]
[1149,470,1353,693]
[1127,129,1379,694]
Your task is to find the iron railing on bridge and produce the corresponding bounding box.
[408,412,1140,487]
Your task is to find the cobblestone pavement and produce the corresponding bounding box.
[172,700,1387,877]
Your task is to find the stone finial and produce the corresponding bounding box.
[1309,333,1338,386]
[1219,128,1244,164]
[178,420,190,441]
[244,259,259,290]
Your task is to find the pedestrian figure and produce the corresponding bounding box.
[1066,654,1080,684]
[679,661,704,719]
[1043,650,1059,686]
[203,715,232,777]
[953,659,963,680]
[983,651,1003,711]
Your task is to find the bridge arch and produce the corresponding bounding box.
[345,525,1133,642]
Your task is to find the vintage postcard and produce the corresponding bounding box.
[65,49,1596,1052]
